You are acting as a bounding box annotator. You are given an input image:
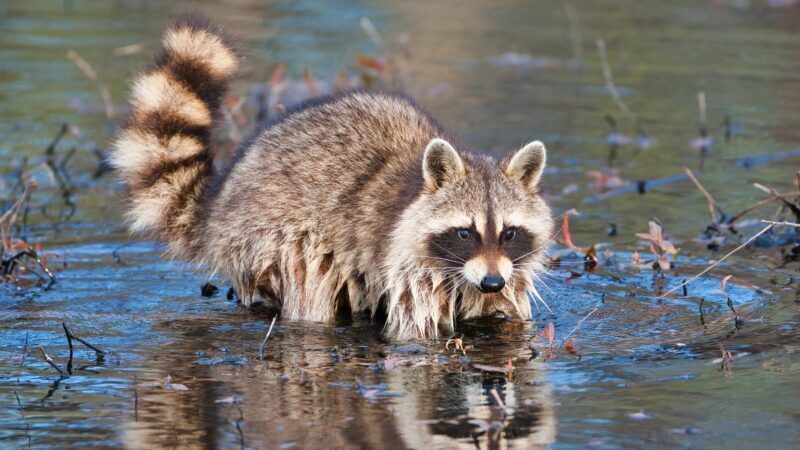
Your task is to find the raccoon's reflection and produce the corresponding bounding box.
[122,318,556,449]
[388,354,556,449]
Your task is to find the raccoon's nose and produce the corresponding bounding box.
[479,275,505,293]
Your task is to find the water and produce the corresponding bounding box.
[1,0,799,448]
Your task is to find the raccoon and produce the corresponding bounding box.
[111,17,554,341]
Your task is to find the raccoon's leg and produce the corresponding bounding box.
[278,232,348,323]
[383,280,456,340]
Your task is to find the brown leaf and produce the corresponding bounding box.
[354,54,387,73]
[564,338,580,358]
[559,211,585,252]
[540,322,555,346]
[268,63,286,87]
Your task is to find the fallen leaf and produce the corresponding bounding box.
[564,339,581,358]
[559,211,585,252]
[354,54,387,73]
[268,63,286,87]
[540,322,555,346]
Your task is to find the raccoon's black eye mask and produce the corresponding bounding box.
[427,225,536,266]
[428,226,480,265]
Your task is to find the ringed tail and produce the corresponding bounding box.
[110,16,237,256]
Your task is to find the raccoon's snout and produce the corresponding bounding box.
[479,275,505,293]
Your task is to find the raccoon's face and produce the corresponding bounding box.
[419,138,553,298]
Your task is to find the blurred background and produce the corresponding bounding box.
[1,1,799,449]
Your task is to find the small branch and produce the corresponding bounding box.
[359,17,384,47]
[697,91,707,129]
[729,192,800,225]
[584,147,800,204]
[259,316,277,361]
[66,49,115,119]
[563,2,583,63]
[735,147,800,169]
[62,323,74,375]
[583,172,688,204]
[684,167,721,224]
[558,307,598,351]
[39,346,68,378]
[62,322,106,359]
[659,223,774,298]
[596,39,631,116]
[760,220,800,228]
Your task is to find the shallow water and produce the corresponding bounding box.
[1,0,799,448]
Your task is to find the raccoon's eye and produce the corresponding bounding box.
[457,228,471,240]
[502,227,517,241]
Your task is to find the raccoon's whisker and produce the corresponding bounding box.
[420,255,467,265]
[431,242,467,263]
[528,284,553,313]
[512,248,545,264]
[530,271,555,297]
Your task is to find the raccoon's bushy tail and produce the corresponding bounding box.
[111,16,237,256]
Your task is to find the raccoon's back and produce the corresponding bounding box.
[202,92,447,262]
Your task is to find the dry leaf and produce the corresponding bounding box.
[564,338,580,358]
[540,322,555,346]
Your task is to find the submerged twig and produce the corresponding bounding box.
[63,323,74,374]
[38,346,68,378]
[62,322,106,359]
[684,167,724,225]
[258,316,277,361]
[659,223,774,298]
[558,307,598,351]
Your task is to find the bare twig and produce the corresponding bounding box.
[563,2,583,63]
[697,91,707,128]
[558,307,598,351]
[360,17,384,47]
[67,49,115,119]
[62,322,106,359]
[20,332,29,370]
[659,223,774,298]
[63,322,74,375]
[735,147,800,168]
[1,181,37,251]
[760,220,800,228]
[259,316,277,361]
[729,192,800,225]
[38,346,68,378]
[683,167,722,224]
[596,39,630,116]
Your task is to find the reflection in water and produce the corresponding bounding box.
[121,317,556,449]
[1,0,800,448]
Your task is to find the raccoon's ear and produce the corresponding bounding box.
[505,140,547,191]
[423,138,465,191]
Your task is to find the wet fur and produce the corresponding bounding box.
[112,17,553,340]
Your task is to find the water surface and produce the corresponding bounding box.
[1,0,799,448]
